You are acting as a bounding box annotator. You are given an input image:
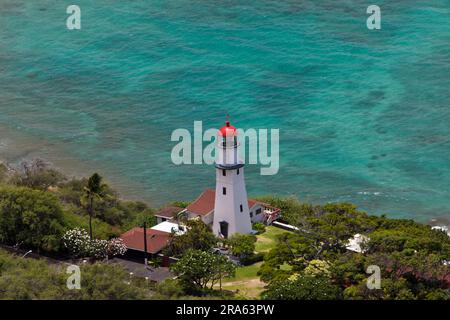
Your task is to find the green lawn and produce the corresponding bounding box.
[223,262,262,283]
[255,226,291,253]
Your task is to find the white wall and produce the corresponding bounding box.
[249,204,265,223]
[202,212,214,225]
[156,216,168,224]
[213,167,253,237]
[185,211,213,226]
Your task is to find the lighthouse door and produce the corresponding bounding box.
[219,221,229,238]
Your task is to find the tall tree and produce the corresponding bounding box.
[83,173,105,240]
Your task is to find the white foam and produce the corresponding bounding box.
[431,225,450,237]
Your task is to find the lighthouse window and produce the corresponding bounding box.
[240,204,243,212]
[222,169,226,176]
[222,187,226,195]
[237,168,240,175]
[250,212,253,218]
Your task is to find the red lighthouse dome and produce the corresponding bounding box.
[219,121,237,137]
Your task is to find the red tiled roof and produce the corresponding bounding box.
[186,189,216,216]
[186,189,266,216]
[120,227,172,254]
[248,199,259,209]
[154,206,183,219]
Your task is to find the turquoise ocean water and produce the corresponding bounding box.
[0,1,449,223]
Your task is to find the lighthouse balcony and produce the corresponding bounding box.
[219,141,239,148]
[214,162,244,170]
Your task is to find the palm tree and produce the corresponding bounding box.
[84,173,104,240]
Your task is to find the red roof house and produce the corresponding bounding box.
[154,206,184,224]
[120,227,172,254]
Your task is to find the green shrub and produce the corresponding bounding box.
[0,186,66,252]
[241,252,265,266]
[253,222,266,234]
[155,279,184,299]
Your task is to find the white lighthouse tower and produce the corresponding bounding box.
[212,120,253,238]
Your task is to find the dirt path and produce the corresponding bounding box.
[214,278,266,298]
[220,278,264,287]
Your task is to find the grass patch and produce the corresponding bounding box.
[255,226,291,253]
[223,262,263,283]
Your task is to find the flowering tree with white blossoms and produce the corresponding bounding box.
[62,228,91,258]
[62,228,127,259]
[88,239,109,259]
[107,238,128,257]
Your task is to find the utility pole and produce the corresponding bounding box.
[219,264,222,292]
[143,221,148,266]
